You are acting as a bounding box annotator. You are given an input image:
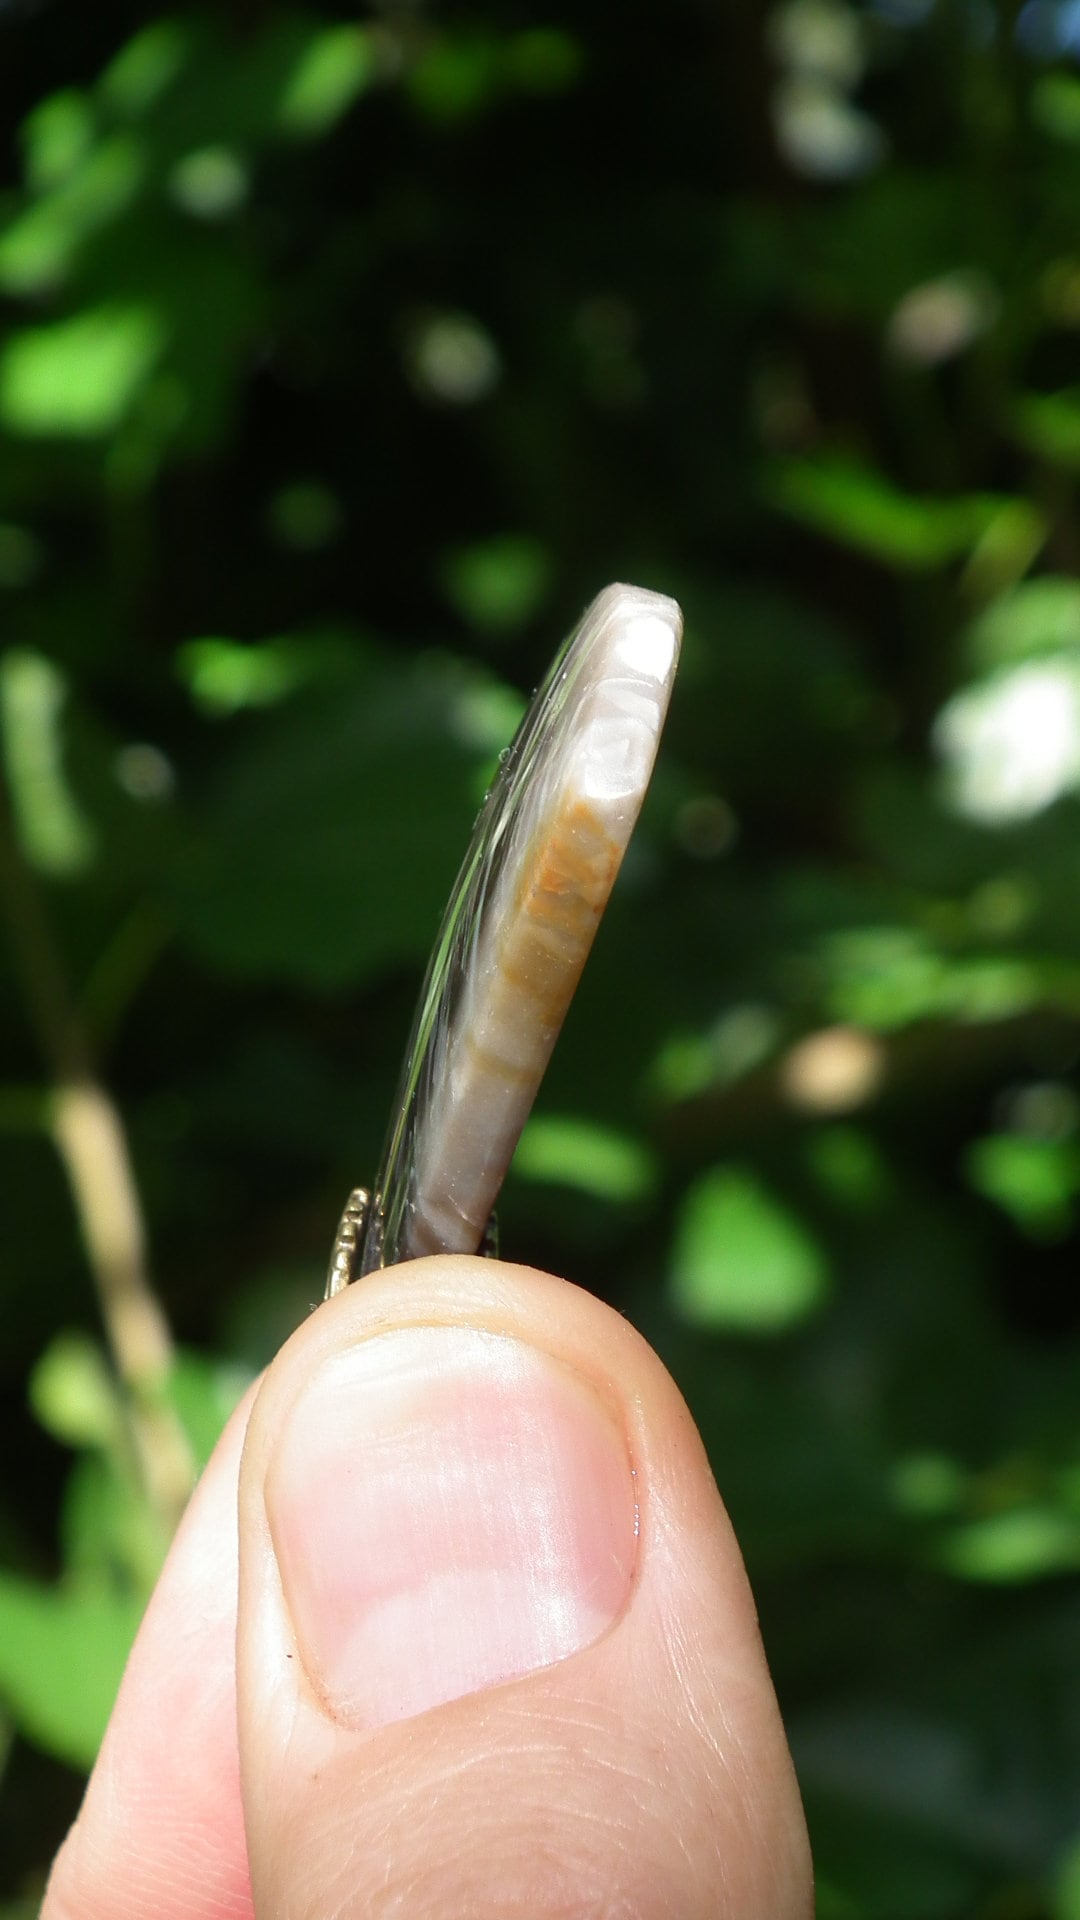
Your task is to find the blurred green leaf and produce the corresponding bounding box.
[58,1452,162,1594]
[669,1166,829,1332]
[1052,1835,1080,1920]
[804,1125,893,1212]
[966,1133,1080,1240]
[823,926,1042,1031]
[29,1334,121,1452]
[408,27,582,122]
[20,88,96,191]
[0,651,97,875]
[1011,389,1080,471]
[0,304,164,438]
[1034,72,1080,143]
[99,18,192,115]
[513,1115,658,1203]
[276,25,375,136]
[177,632,358,716]
[0,1578,142,1770]
[768,456,1045,577]
[965,576,1080,672]
[934,1508,1080,1584]
[169,655,507,988]
[0,135,143,296]
[165,1348,248,1473]
[439,534,552,634]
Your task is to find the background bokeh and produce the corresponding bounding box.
[4,1,1080,1911]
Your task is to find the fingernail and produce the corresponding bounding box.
[264,1325,638,1729]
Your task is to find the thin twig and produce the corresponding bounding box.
[0,802,194,1540]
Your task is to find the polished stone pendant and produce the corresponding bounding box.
[327,581,682,1294]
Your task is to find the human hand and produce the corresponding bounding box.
[44,1257,812,1918]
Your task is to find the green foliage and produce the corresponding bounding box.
[670,1165,829,1332]
[0,1578,144,1772]
[0,1333,240,1781]
[4,0,1080,1911]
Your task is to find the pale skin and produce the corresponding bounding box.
[44,1256,814,1919]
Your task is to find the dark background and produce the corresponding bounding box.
[4,2,1080,1913]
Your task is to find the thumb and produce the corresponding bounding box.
[237,1256,811,1918]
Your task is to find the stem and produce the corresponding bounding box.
[0,803,194,1540]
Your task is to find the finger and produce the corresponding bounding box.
[43,1385,258,1920]
[238,1256,812,1919]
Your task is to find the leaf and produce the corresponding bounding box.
[99,18,193,115]
[933,1507,1080,1584]
[966,1133,1080,1241]
[0,135,142,297]
[964,576,1080,672]
[669,1166,829,1332]
[0,1576,142,1771]
[165,1348,249,1473]
[170,654,510,989]
[1010,388,1080,471]
[768,455,1045,576]
[439,534,552,633]
[513,1115,658,1203]
[29,1332,121,1451]
[276,26,376,138]
[0,650,97,875]
[0,304,165,438]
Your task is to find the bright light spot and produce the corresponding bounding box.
[935,661,1080,823]
[405,312,501,405]
[770,0,882,181]
[613,613,678,680]
[780,1025,885,1113]
[773,78,885,180]
[114,743,175,801]
[887,272,998,367]
[169,147,248,220]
